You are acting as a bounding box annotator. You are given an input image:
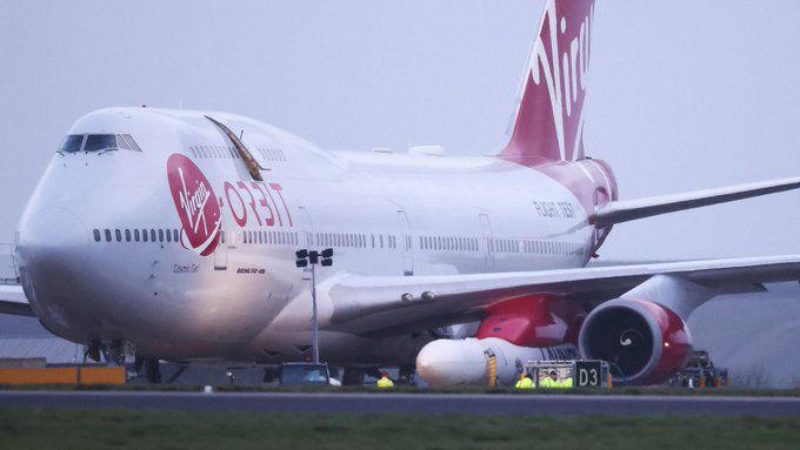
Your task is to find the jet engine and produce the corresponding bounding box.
[578,298,692,384]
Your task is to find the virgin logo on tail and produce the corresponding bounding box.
[167,154,221,256]
[502,0,595,165]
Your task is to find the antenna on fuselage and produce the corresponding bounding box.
[205,115,267,181]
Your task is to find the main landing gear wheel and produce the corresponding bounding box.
[144,358,162,384]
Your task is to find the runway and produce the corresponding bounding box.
[1,390,800,416]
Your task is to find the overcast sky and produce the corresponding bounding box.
[1,0,799,261]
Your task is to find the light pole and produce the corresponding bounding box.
[295,248,333,364]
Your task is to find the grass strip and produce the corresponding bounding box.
[1,408,799,450]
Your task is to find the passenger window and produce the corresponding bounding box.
[93,229,101,242]
[142,229,148,242]
[158,229,164,242]
[60,135,84,153]
[166,229,172,242]
[105,229,112,242]
[173,229,179,242]
[134,229,140,242]
[115,229,122,242]
[150,229,156,242]
[125,229,131,242]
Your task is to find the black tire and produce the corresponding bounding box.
[144,358,162,384]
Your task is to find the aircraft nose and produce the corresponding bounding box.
[16,207,90,280]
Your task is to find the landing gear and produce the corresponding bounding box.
[263,366,279,383]
[107,340,127,366]
[86,341,102,362]
[144,358,162,384]
[85,340,129,365]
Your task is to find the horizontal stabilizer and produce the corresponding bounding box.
[594,176,800,228]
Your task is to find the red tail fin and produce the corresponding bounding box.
[500,0,595,166]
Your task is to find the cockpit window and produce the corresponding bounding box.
[58,133,143,153]
[120,134,142,152]
[60,135,85,153]
[84,134,117,152]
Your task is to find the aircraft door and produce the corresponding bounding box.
[397,210,413,276]
[479,213,494,272]
[214,217,228,270]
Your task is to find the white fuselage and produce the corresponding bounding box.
[16,107,600,366]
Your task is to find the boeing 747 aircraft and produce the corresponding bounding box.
[3,0,800,386]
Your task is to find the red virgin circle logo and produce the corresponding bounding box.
[167,153,221,256]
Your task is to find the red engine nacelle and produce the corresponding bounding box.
[578,298,692,384]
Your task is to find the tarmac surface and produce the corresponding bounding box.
[2,390,800,416]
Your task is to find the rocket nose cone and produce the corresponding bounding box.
[416,339,490,388]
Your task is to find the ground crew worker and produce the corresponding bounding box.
[515,371,534,390]
[560,376,573,388]
[377,371,394,390]
[540,370,559,388]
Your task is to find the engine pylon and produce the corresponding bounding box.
[416,337,577,387]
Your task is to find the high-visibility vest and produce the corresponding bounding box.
[377,376,394,389]
[560,377,573,388]
[540,377,556,388]
[515,377,534,389]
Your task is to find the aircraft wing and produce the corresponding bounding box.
[594,176,800,228]
[0,284,34,317]
[327,255,800,335]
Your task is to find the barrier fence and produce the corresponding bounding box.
[0,243,18,285]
